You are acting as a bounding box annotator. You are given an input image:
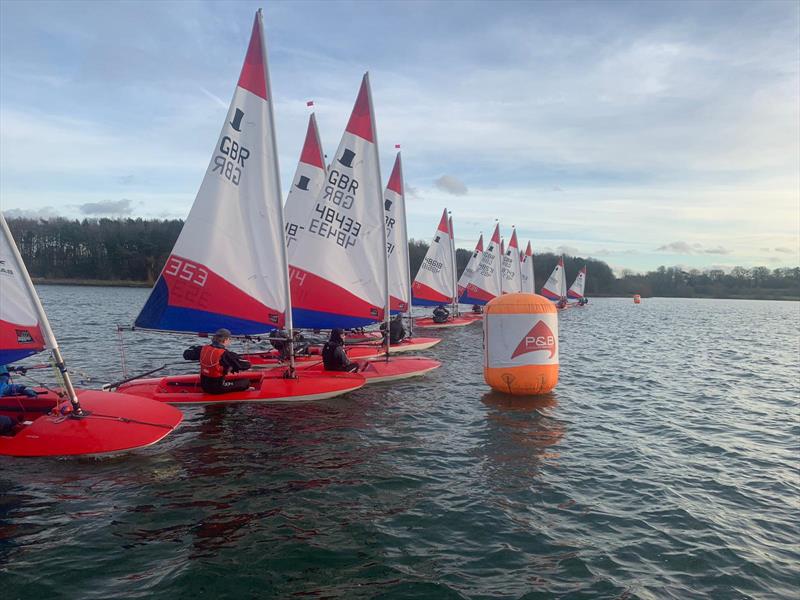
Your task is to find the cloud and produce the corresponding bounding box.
[656,241,695,253]
[3,206,60,219]
[556,245,581,256]
[702,246,731,255]
[434,175,468,196]
[656,241,730,255]
[79,199,134,216]
[406,185,421,199]
[774,247,796,254]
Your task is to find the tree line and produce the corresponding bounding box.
[6,217,799,299]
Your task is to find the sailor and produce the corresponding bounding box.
[0,365,38,398]
[380,314,407,344]
[579,297,589,306]
[432,304,450,323]
[471,304,483,314]
[268,329,309,359]
[322,329,359,373]
[198,329,252,394]
[557,298,568,309]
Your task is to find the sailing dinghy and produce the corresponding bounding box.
[541,255,572,309]
[568,265,588,305]
[455,235,486,321]
[0,214,183,457]
[116,11,365,403]
[413,210,476,328]
[500,228,523,294]
[273,73,439,381]
[520,241,535,293]
[460,223,502,307]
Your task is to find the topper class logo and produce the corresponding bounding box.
[510,320,556,359]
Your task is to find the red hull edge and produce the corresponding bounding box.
[0,389,183,458]
[116,370,365,405]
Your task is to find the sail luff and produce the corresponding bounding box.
[257,9,295,369]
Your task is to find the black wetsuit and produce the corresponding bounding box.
[432,306,450,323]
[381,319,407,344]
[322,341,358,373]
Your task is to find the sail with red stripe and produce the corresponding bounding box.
[135,12,288,334]
[0,214,47,364]
[285,113,326,249]
[385,152,411,313]
[288,74,387,328]
[500,228,523,294]
[568,265,587,299]
[520,240,535,293]
[541,256,566,301]
[461,223,502,305]
[457,235,483,299]
[412,209,455,306]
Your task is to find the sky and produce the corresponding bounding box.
[1,0,798,273]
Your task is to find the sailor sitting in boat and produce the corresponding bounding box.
[471,304,483,314]
[380,314,407,344]
[322,329,359,373]
[197,329,252,394]
[268,329,310,360]
[432,304,450,323]
[0,365,38,398]
[579,297,589,306]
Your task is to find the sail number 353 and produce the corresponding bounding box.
[165,257,208,287]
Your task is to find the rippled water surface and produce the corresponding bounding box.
[2,287,799,599]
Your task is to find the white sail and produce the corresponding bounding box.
[541,256,566,301]
[136,12,288,334]
[411,209,455,306]
[285,113,327,249]
[500,228,523,294]
[0,214,47,363]
[288,73,388,328]
[461,223,502,304]
[568,266,587,299]
[457,235,483,300]
[520,240,535,293]
[385,152,411,313]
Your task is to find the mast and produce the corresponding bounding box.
[397,150,414,337]
[0,214,82,414]
[448,213,458,316]
[364,72,390,360]
[258,9,295,375]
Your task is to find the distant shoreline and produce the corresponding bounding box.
[33,278,152,288]
[31,279,798,301]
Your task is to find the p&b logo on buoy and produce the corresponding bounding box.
[484,293,559,395]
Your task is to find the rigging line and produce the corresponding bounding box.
[67,412,177,430]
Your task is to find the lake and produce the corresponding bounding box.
[1,287,798,599]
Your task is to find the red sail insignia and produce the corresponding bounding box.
[510,320,556,359]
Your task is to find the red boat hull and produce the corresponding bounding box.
[244,344,382,367]
[0,389,183,458]
[300,356,441,384]
[116,370,365,405]
[414,315,480,328]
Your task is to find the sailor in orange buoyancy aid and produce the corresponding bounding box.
[195,329,252,394]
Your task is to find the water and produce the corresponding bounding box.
[1,287,798,599]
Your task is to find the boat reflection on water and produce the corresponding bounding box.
[479,391,565,486]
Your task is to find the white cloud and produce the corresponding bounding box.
[433,175,468,196]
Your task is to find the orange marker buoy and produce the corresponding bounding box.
[483,293,558,395]
[633,294,641,304]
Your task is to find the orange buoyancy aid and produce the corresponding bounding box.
[200,345,226,378]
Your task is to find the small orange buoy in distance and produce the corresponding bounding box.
[633,294,641,304]
[483,293,558,395]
